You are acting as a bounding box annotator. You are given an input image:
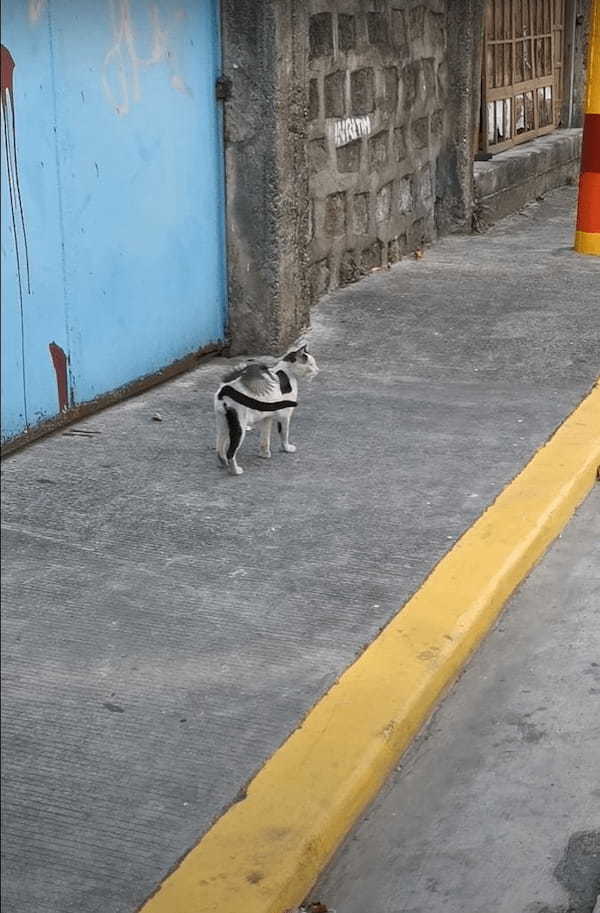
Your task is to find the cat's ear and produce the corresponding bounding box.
[284,347,309,363]
[284,336,310,361]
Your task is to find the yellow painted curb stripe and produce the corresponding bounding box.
[575,229,600,255]
[140,382,600,913]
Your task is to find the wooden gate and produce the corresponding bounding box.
[481,0,566,154]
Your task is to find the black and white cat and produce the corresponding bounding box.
[214,344,319,475]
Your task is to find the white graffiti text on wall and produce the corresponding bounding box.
[328,115,372,147]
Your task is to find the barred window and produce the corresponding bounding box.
[481,0,566,154]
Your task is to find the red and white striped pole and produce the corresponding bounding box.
[575,0,600,255]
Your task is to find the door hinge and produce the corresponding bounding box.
[216,76,232,102]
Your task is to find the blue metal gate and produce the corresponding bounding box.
[1,0,226,444]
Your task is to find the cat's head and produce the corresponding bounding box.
[283,344,319,379]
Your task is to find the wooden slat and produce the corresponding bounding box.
[505,42,512,86]
[485,73,555,101]
[481,4,490,154]
[486,33,552,42]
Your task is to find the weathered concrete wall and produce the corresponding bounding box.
[221,0,486,331]
[306,1,450,299]
[221,0,586,345]
[221,1,310,355]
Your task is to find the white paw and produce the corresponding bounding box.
[281,443,296,453]
[259,450,272,459]
[228,464,243,475]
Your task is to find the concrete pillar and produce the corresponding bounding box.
[221,1,310,355]
[436,0,487,234]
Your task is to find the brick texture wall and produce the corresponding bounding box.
[307,1,448,300]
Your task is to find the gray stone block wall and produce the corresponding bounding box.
[218,0,585,353]
[306,1,448,299]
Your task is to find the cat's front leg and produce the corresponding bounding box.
[277,410,296,453]
[259,416,273,459]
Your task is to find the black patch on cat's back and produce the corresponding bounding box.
[276,370,292,394]
[218,385,297,412]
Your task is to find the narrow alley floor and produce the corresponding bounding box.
[312,485,600,913]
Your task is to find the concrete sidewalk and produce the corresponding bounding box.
[1,185,599,913]
[311,484,600,913]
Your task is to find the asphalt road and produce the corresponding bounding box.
[311,485,600,913]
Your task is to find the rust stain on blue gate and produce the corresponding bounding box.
[1,0,226,443]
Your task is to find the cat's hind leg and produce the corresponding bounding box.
[215,408,229,467]
[258,416,273,459]
[224,404,246,475]
[277,409,296,453]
